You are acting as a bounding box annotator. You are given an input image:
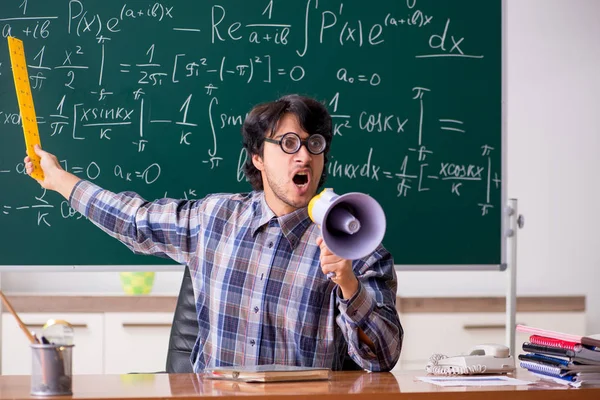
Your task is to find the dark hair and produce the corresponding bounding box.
[242,94,333,191]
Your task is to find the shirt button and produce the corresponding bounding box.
[250,339,256,346]
[268,242,273,248]
[253,306,259,313]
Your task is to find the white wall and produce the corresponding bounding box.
[398,0,600,334]
[397,0,600,334]
[506,0,600,333]
[2,0,599,334]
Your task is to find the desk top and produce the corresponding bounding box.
[0,370,598,400]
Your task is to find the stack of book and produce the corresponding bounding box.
[516,325,600,387]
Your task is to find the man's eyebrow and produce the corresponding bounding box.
[272,131,297,138]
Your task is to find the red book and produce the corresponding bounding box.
[529,335,578,351]
[517,325,600,348]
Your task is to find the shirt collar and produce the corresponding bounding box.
[250,191,275,236]
[250,191,313,250]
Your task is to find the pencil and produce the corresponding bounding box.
[0,291,38,344]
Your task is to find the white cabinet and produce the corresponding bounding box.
[1,312,173,375]
[103,313,173,374]
[0,301,586,374]
[394,311,586,371]
[1,313,104,375]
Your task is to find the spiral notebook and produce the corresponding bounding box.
[520,361,574,379]
[522,342,600,363]
[529,335,579,351]
[519,354,600,372]
[522,342,600,364]
[530,371,600,388]
[516,325,600,348]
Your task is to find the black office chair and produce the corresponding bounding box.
[165,266,197,373]
[165,266,361,373]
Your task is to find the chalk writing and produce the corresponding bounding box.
[0,0,502,266]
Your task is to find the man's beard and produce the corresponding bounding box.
[265,172,311,210]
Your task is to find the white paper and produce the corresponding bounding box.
[417,375,533,387]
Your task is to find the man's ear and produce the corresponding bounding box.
[252,153,264,171]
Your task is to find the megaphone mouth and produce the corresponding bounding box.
[309,189,386,260]
[325,204,361,236]
[324,194,386,260]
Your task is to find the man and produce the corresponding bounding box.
[25,94,403,372]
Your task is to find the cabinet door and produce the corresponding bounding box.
[104,313,173,374]
[1,313,104,375]
[394,311,586,371]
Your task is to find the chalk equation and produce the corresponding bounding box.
[0,0,502,266]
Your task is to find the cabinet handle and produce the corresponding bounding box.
[463,324,506,330]
[463,323,524,330]
[121,323,172,328]
[26,323,88,329]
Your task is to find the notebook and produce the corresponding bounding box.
[519,361,574,379]
[518,354,600,372]
[518,353,570,368]
[522,342,600,363]
[516,325,600,348]
[529,335,579,351]
[203,365,331,383]
[529,371,600,388]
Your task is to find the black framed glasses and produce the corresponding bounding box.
[264,132,326,155]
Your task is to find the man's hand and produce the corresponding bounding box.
[317,236,376,350]
[317,236,358,299]
[24,145,81,199]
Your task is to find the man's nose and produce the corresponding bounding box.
[294,144,312,162]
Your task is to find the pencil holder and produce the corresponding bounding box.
[30,344,74,396]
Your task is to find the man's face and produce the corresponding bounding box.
[252,113,325,216]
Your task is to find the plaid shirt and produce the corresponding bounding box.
[70,180,403,371]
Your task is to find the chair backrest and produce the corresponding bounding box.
[165,266,197,373]
[165,266,362,372]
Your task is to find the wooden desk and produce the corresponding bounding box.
[0,370,597,400]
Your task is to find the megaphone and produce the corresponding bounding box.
[308,189,386,260]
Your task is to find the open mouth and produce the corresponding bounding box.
[293,172,309,187]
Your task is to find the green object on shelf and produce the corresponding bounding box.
[119,272,155,295]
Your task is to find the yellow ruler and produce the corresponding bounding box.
[7,36,44,181]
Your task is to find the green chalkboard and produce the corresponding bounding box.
[0,0,503,266]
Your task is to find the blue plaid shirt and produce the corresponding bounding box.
[70,180,402,371]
